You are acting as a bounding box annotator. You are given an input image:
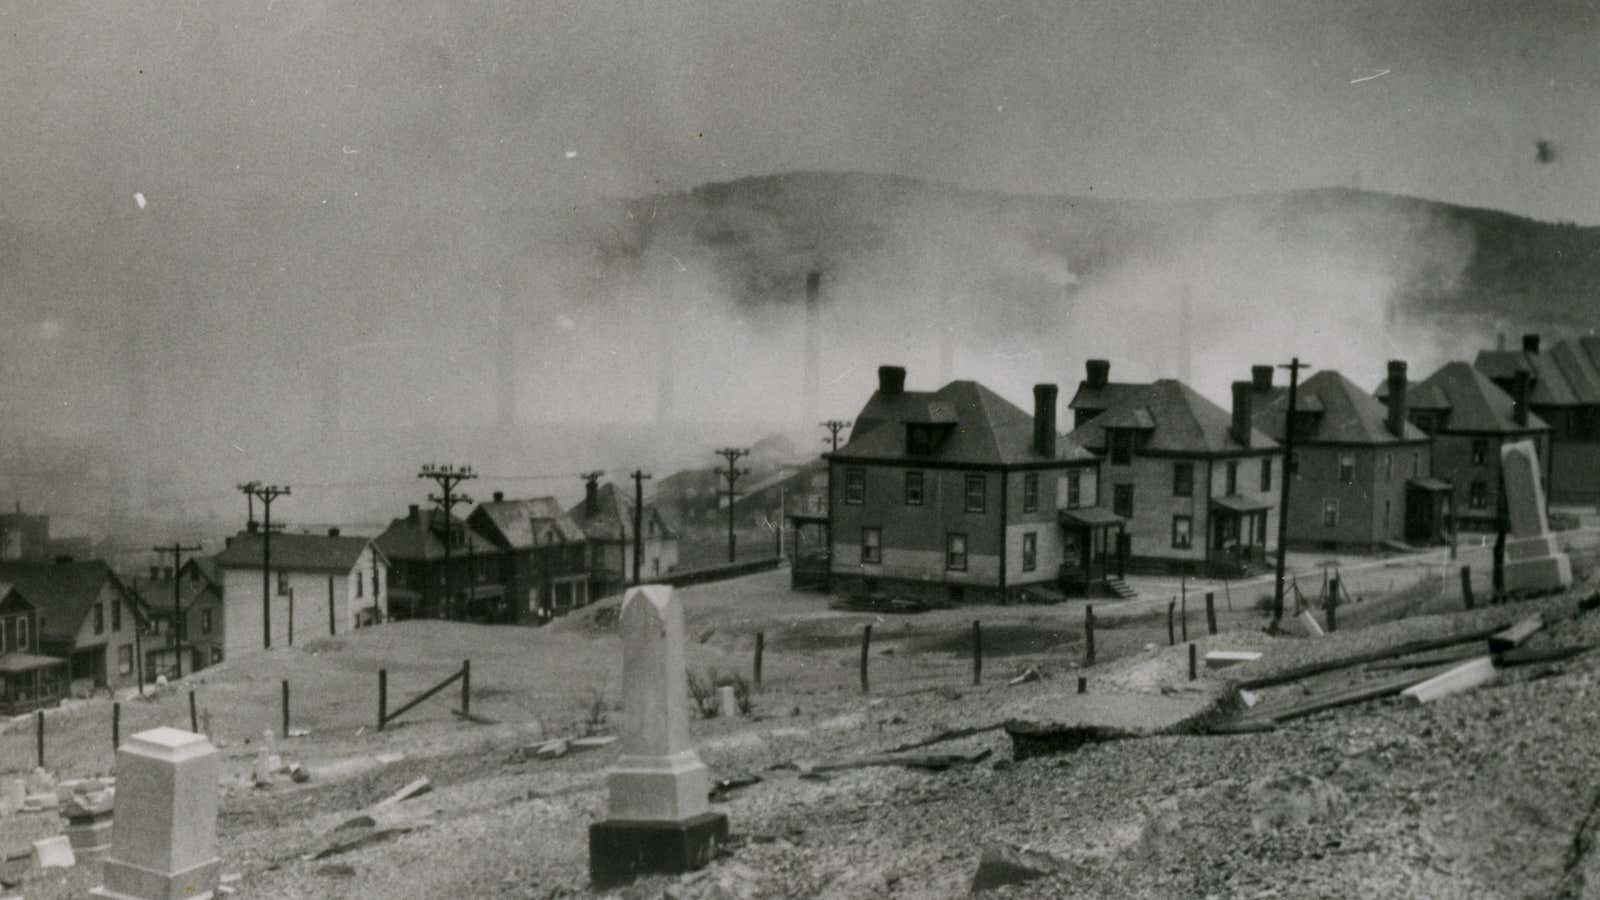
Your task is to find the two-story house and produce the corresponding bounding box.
[1250,362,1446,550]
[130,555,227,678]
[0,559,146,693]
[215,527,388,654]
[0,582,68,713]
[1068,360,1282,575]
[826,366,1105,603]
[469,493,591,623]
[375,507,501,621]
[1378,361,1552,532]
[1475,333,1600,503]
[567,481,679,599]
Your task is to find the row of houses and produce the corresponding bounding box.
[815,343,1570,603]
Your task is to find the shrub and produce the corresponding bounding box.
[686,669,719,719]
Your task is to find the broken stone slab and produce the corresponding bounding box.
[571,735,618,752]
[1205,650,1263,670]
[537,739,570,759]
[1000,684,1231,761]
[373,777,432,809]
[1298,610,1325,638]
[31,835,74,870]
[21,792,59,812]
[1401,656,1497,705]
[1007,668,1042,686]
[374,752,405,766]
[971,842,1063,893]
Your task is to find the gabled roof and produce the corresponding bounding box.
[834,380,1098,466]
[216,531,380,572]
[1255,370,1428,444]
[1068,379,1277,456]
[1551,340,1600,405]
[0,560,141,644]
[129,571,220,617]
[1402,362,1550,434]
[1475,348,1581,406]
[1066,382,1146,413]
[373,509,497,562]
[472,497,586,550]
[567,483,679,543]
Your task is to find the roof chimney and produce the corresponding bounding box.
[1523,333,1541,355]
[1513,368,1531,426]
[407,504,420,523]
[1386,360,1409,438]
[1085,359,1110,390]
[1032,384,1059,458]
[1231,381,1253,448]
[492,491,504,503]
[585,478,599,517]
[877,365,906,396]
[327,527,340,537]
[1251,365,1273,392]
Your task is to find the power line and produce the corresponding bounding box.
[239,483,291,649]
[419,463,476,621]
[1272,358,1310,629]
[630,469,652,586]
[150,541,202,678]
[715,448,751,564]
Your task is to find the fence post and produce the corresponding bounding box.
[1459,566,1475,610]
[859,625,872,694]
[461,660,471,718]
[1077,676,1087,695]
[36,710,44,769]
[754,631,765,690]
[189,689,198,733]
[1085,604,1096,667]
[1180,589,1188,642]
[1327,577,1339,633]
[378,668,388,731]
[972,620,983,686]
[1205,591,1217,636]
[113,701,120,751]
[1167,599,1176,646]
[1188,643,1197,681]
[281,680,290,738]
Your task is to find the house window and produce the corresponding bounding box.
[1384,453,1393,481]
[1225,461,1238,496]
[860,528,882,564]
[845,468,865,505]
[16,617,27,650]
[1471,440,1488,466]
[1470,481,1488,510]
[1289,450,1300,479]
[907,425,934,456]
[1022,532,1037,572]
[277,571,290,596]
[1113,484,1134,519]
[945,533,968,572]
[112,596,121,631]
[1172,515,1193,549]
[1261,457,1273,493]
[965,474,986,513]
[1338,454,1356,484]
[1066,471,1082,509]
[1413,451,1421,476]
[356,572,364,597]
[201,609,213,635]
[371,570,378,597]
[94,603,105,635]
[118,645,132,676]
[1110,430,1133,466]
[211,646,223,664]
[1173,462,1194,497]
[1322,498,1340,527]
[1023,473,1039,513]
[904,471,924,506]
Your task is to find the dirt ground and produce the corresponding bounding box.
[5,564,1600,899]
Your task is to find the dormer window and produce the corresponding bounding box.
[907,425,934,456]
[1110,430,1134,466]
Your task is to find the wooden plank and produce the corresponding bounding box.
[1261,664,1455,723]
[1487,614,1544,654]
[1401,656,1496,705]
[1365,645,1482,672]
[1234,624,1507,690]
[1495,644,1592,667]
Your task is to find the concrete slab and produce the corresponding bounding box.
[1402,657,1497,705]
[32,835,74,870]
[1205,650,1263,670]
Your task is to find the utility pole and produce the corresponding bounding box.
[241,483,290,650]
[152,541,202,679]
[1272,358,1310,629]
[820,420,852,452]
[715,448,751,564]
[236,481,260,529]
[630,469,652,586]
[419,464,476,621]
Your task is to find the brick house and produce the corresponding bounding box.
[826,366,1104,603]
[0,559,147,693]
[1379,361,1552,532]
[375,507,500,621]
[1475,333,1600,503]
[1250,362,1447,550]
[129,555,227,678]
[567,481,679,599]
[0,582,67,713]
[1068,360,1281,575]
[215,529,388,653]
[468,492,591,623]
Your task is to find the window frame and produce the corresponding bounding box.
[1022,473,1039,513]
[945,533,968,572]
[1066,471,1082,509]
[844,468,866,505]
[1021,531,1037,572]
[1469,480,1488,510]
[94,603,105,636]
[1471,439,1488,466]
[1173,462,1194,497]
[1171,515,1193,550]
[964,474,986,514]
[1261,457,1273,493]
[201,608,213,635]
[112,596,121,631]
[1225,461,1239,496]
[860,527,882,564]
[1338,453,1356,484]
[904,471,924,506]
[277,571,290,597]
[1109,430,1133,466]
[1322,498,1340,527]
[1113,484,1134,519]
[117,645,132,676]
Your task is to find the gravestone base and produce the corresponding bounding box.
[1505,553,1573,594]
[90,854,221,900]
[64,815,113,861]
[589,811,729,888]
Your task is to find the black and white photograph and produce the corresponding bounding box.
[2,2,1600,897]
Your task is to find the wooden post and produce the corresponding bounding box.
[1224,578,1233,611]
[1205,591,1217,636]
[1188,643,1197,681]
[972,620,982,686]
[1167,599,1176,646]
[753,631,765,690]
[460,660,471,718]
[1459,566,1475,610]
[36,710,44,769]
[113,701,120,750]
[1180,583,1188,642]
[378,668,388,731]
[1327,577,1339,633]
[1085,604,1096,667]
[281,680,290,738]
[189,689,198,732]
[1077,676,1086,694]
[859,625,872,694]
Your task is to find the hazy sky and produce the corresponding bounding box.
[1,1,1597,524]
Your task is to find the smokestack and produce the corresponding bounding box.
[877,365,906,396]
[1513,369,1531,427]
[407,504,420,523]
[1522,333,1541,355]
[1386,360,1409,437]
[585,479,599,517]
[327,527,341,537]
[1033,384,1059,458]
[492,491,504,503]
[1251,365,1273,392]
[804,271,822,426]
[1231,381,1253,448]
[1085,359,1110,390]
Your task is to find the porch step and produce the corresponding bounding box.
[1104,577,1139,600]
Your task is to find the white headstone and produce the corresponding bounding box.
[1500,440,1572,592]
[32,834,75,870]
[717,685,739,719]
[606,586,711,822]
[91,727,221,900]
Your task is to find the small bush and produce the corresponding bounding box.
[687,669,719,719]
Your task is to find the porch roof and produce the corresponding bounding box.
[1407,477,1453,493]
[1059,507,1126,528]
[1209,495,1274,514]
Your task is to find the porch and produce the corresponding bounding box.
[1058,507,1128,596]
[1405,477,1454,545]
[0,652,68,715]
[1208,495,1272,576]
[787,511,831,592]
